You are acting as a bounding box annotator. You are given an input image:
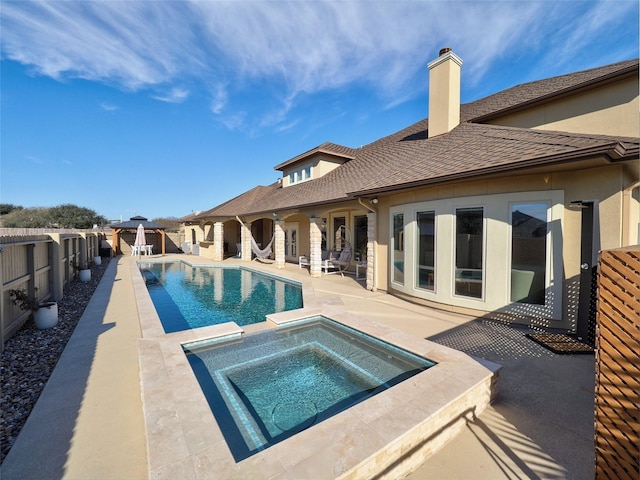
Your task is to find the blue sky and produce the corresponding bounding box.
[1,1,638,222]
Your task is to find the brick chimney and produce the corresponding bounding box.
[427,47,463,137]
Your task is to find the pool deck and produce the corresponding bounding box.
[1,254,595,479]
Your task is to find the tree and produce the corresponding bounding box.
[1,204,107,229]
[152,217,181,232]
[0,203,23,215]
[48,204,107,229]
[2,207,49,228]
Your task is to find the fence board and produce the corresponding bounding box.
[1,231,101,350]
[594,247,640,480]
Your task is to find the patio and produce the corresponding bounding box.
[0,254,595,479]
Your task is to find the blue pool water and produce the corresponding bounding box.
[184,317,435,460]
[139,262,303,333]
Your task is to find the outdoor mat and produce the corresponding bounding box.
[526,333,594,354]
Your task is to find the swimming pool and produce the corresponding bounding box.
[139,261,303,333]
[184,316,436,461]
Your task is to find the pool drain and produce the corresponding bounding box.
[272,400,318,433]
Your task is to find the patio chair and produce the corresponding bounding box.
[322,246,352,276]
[299,256,310,269]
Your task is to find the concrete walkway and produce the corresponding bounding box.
[1,255,595,479]
[1,257,148,480]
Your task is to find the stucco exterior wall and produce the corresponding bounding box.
[489,76,639,138]
[375,162,637,329]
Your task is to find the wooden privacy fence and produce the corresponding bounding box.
[0,231,101,351]
[594,246,639,480]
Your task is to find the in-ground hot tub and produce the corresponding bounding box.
[184,316,436,460]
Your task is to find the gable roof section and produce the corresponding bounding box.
[110,216,165,230]
[464,58,639,123]
[274,142,358,171]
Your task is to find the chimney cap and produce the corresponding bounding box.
[439,47,452,56]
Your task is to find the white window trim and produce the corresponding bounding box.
[390,190,564,319]
[285,163,313,186]
[452,205,486,302]
[415,210,437,294]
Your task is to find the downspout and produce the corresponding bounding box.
[357,197,377,213]
[622,180,640,246]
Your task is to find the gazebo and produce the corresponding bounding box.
[110,216,166,256]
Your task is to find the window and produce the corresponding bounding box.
[393,213,404,284]
[511,203,547,304]
[333,216,346,250]
[287,165,312,185]
[455,207,483,298]
[354,215,368,262]
[416,211,435,291]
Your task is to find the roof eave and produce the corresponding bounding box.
[349,142,638,197]
[469,63,639,123]
[274,147,356,171]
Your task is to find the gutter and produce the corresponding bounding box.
[350,141,639,197]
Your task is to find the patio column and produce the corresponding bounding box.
[366,212,376,291]
[213,222,224,261]
[240,221,252,261]
[274,220,285,269]
[309,218,323,277]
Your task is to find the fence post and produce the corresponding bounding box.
[0,244,4,351]
[49,233,64,301]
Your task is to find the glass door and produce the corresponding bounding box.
[283,223,298,261]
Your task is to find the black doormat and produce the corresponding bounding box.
[526,333,594,354]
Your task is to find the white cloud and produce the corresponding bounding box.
[100,102,119,112]
[1,1,637,132]
[25,155,43,164]
[209,84,228,114]
[152,87,190,103]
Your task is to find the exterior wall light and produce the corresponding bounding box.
[371,198,379,204]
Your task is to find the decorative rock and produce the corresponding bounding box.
[0,259,109,462]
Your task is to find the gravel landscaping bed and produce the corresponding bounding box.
[0,258,110,463]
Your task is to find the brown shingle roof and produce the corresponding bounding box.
[193,184,279,219]
[463,58,639,122]
[191,58,639,219]
[350,123,639,196]
[369,58,639,147]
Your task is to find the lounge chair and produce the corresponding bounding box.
[322,246,352,276]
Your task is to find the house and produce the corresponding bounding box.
[183,49,639,337]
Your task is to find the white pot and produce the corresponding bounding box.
[93,256,102,265]
[34,303,58,329]
[79,269,91,282]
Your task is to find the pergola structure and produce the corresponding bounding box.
[110,215,166,256]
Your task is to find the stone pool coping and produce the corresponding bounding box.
[134,259,500,479]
